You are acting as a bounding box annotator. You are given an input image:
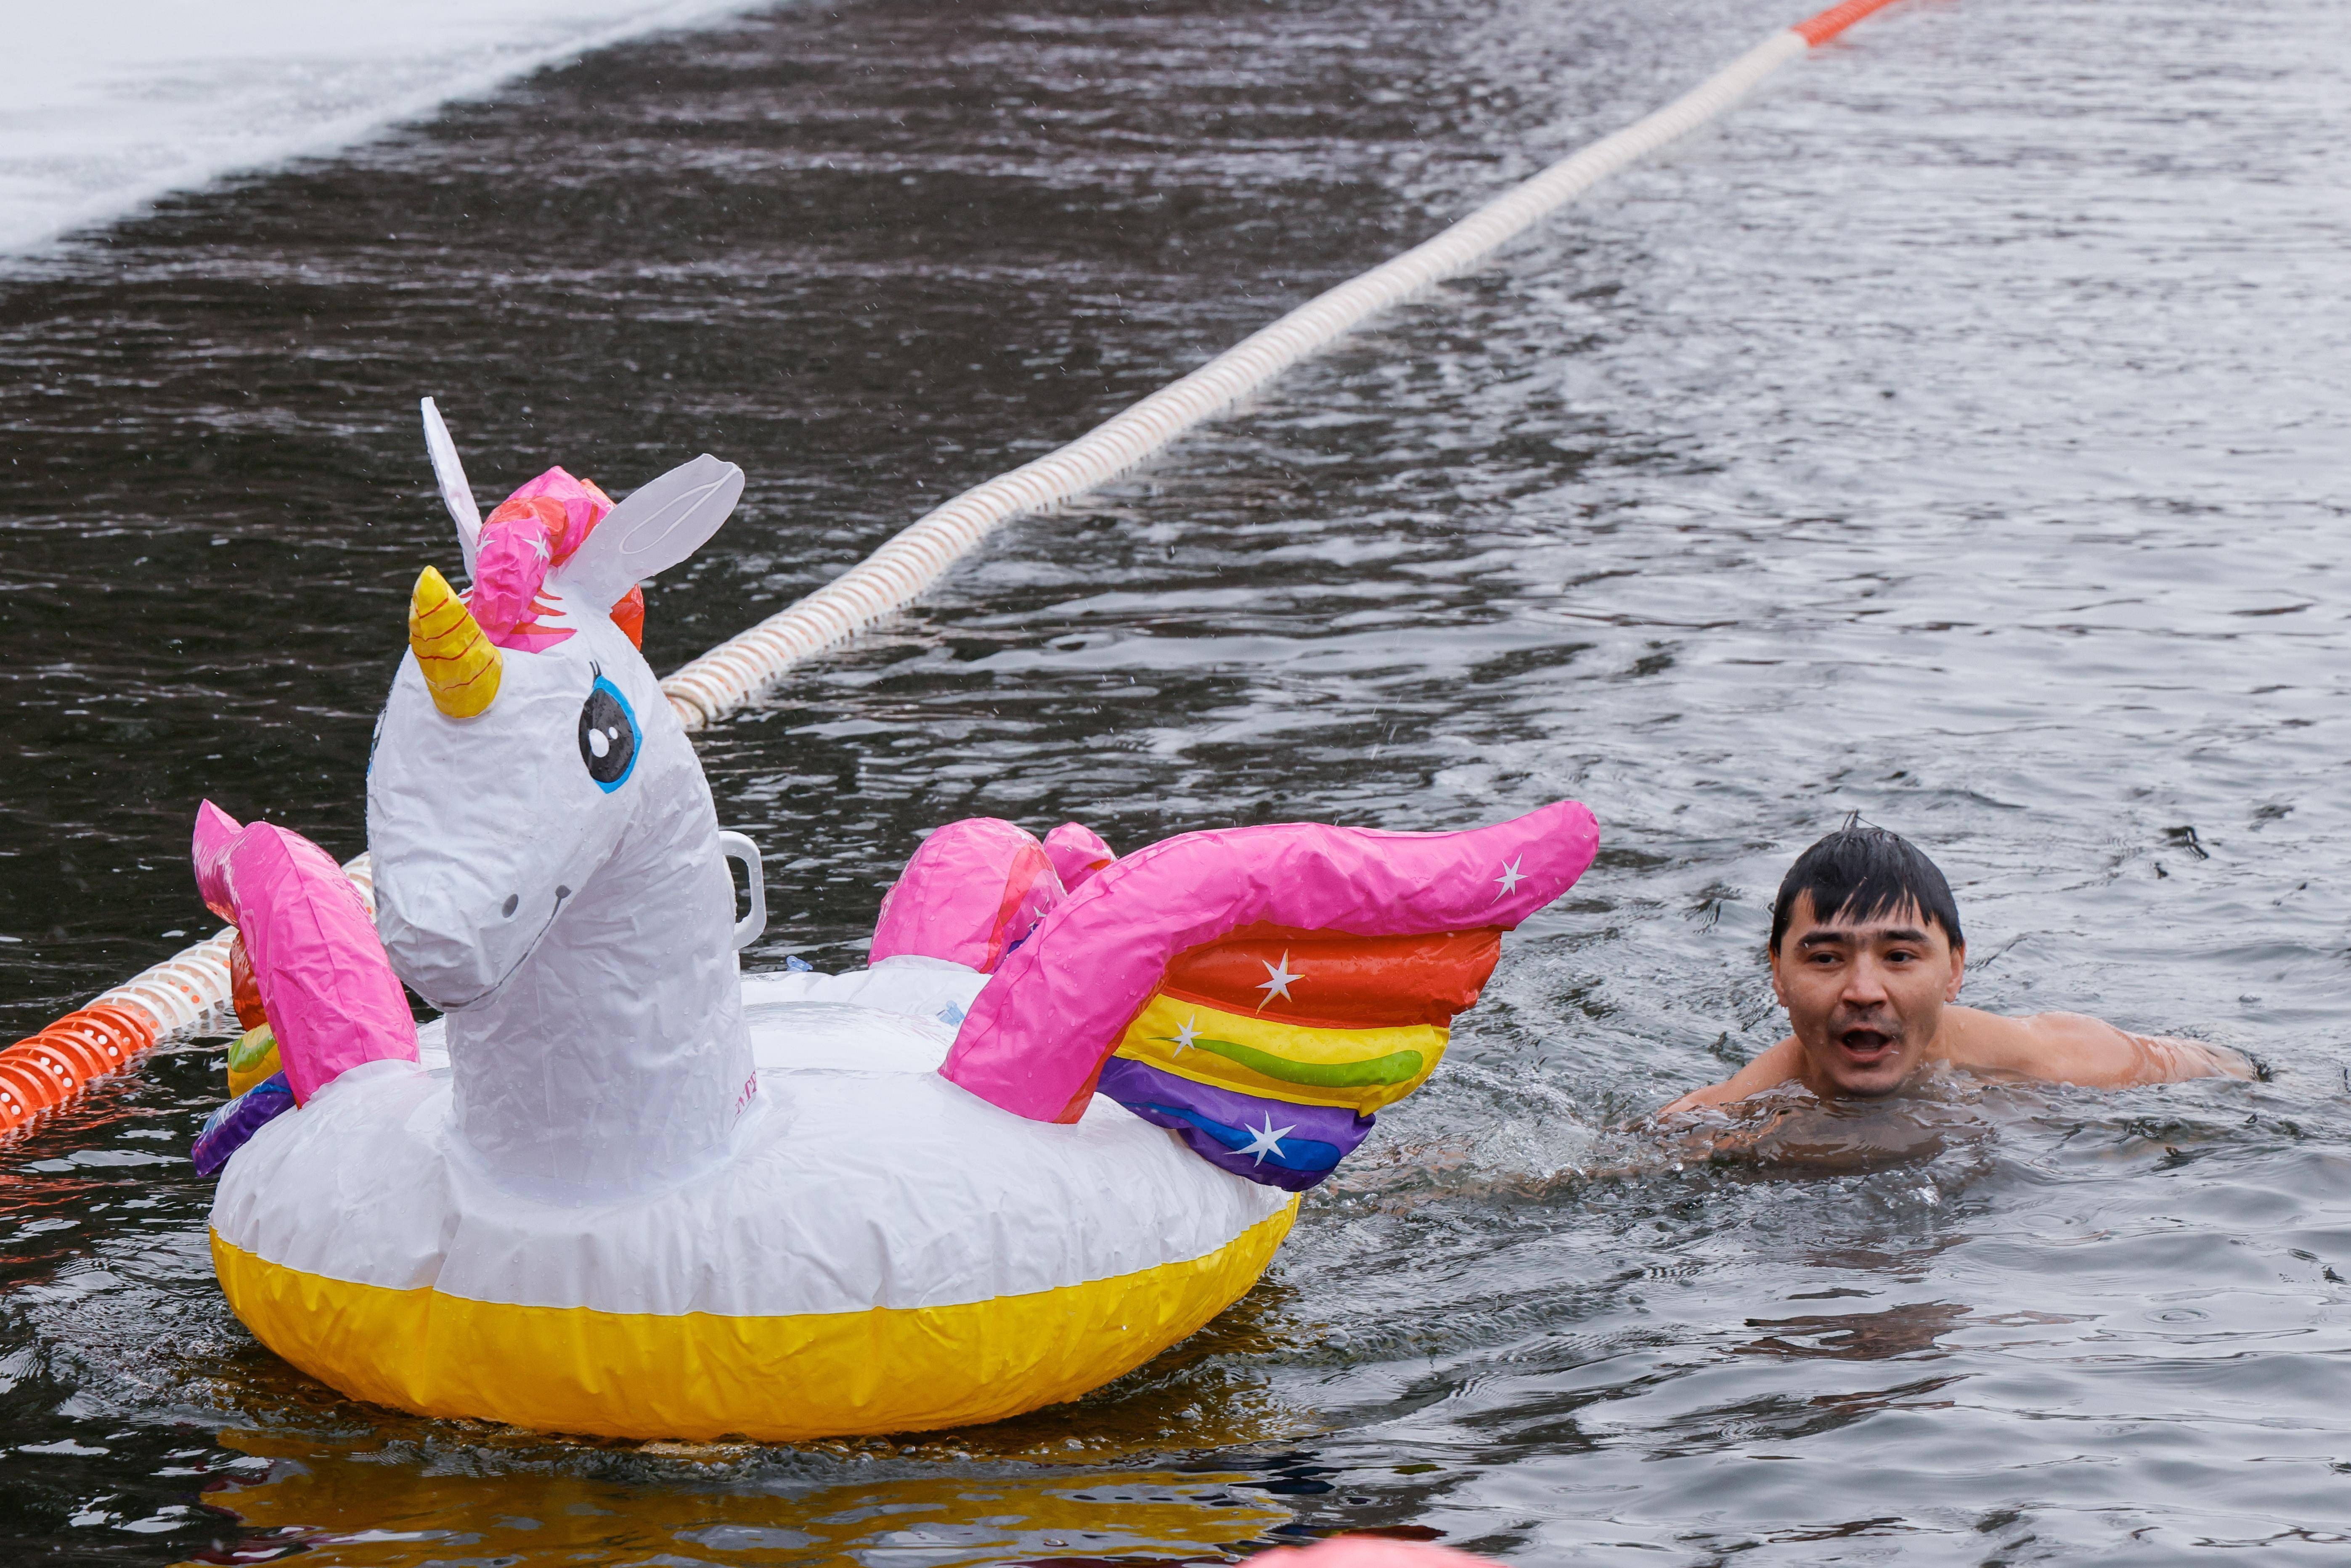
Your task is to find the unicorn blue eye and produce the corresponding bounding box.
[578,675,639,792]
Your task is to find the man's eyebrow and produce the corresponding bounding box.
[1797,924,1931,946]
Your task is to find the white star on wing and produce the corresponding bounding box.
[1167,1015,1201,1054]
[1239,1114,1296,1165]
[1495,856,1526,897]
[1256,951,1300,1009]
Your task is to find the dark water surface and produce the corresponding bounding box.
[5,0,2351,1560]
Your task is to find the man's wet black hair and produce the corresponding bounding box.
[1769,817,1963,953]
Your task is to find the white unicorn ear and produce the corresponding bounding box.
[420,397,482,582]
[554,453,744,611]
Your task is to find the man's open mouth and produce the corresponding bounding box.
[1837,1028,1897,1062]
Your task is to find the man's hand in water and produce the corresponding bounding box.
[1660,890,2250,1115]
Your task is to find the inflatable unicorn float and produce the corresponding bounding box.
[189,405,1600,1441]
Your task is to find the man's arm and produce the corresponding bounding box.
[1943,1008,2252,1087]
[1658,1037,1805,1116]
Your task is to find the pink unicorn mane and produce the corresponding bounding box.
[466,466,616,652]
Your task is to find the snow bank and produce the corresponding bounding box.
[0,0,765,254]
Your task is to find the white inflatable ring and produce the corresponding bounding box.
[212,964,1295,1441]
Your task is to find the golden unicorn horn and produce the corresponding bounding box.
[409,566,502,718]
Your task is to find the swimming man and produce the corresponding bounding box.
[1662,822,2249,1114]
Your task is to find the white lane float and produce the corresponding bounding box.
[189,429,1600,1441]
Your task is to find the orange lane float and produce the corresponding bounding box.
[0,1004,160,1134]
[1795,0,1914,46]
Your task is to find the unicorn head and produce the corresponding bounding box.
[365,399,757,1193]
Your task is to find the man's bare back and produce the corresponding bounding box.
[1662,825,2248,1116]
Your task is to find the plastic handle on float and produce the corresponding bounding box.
[419,397,483,582]
[717,832,766,951]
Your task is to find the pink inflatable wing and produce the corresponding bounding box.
[939,800,1601,1142]
[870,818,1066,973]
[191,801,418,1106]
[1042,821,1117,890]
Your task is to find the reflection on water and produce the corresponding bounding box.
[195,1431,1299,1567]
[1659,1084,1995,1175]
[5,0,2351,1559]
[1736,1300,1971,1360]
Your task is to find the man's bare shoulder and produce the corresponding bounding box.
[1929,1006,2050,1076]
[1659,1037,1805,1116]
[1937,1006,2250,1087]
[1661,1009,2249,1116]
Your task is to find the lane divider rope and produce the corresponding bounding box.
[3,0,1909,1130]
[657,2,1904,730]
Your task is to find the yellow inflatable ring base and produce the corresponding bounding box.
[212,1197,1297,1442]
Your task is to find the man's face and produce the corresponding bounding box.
[1769,892,1964,1098]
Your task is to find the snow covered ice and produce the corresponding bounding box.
[0,0,760,255]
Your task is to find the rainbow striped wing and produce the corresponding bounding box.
[938,802,1603,1184]
[1096,925,1500,1190]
